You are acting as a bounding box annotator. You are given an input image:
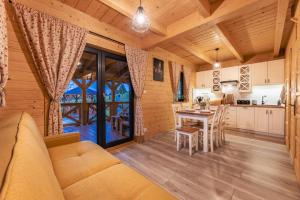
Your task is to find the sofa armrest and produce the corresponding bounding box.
[44,132,80,148]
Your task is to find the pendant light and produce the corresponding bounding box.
[132,0,150,33]
[213,48,221,68]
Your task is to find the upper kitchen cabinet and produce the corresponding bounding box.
[252,62,268,85]
[238,65,252,92]
[196,70,213,89]
[268,59,284,84]
[252,59,284,86]
[221,67,239,82]
[212,69,221,92]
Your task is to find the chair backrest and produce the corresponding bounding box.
[171,104,182,127]
[220,104,230,125]
[181,102,190,110]
[210,105,225,128]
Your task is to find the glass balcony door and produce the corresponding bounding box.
[62,47,134,148]
[99,52,134,148]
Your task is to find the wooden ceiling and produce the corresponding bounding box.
[59,0,296,67]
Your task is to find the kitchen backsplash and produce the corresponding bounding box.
[193,84,284,105]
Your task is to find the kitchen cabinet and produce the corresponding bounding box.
[252,59,284,85]
[226,106,284,137]
[252,62,268,85]
[224,107,237,128]
[254,108,270,133]
[239,65,252,92]
[196,70,212,89]
[236,107,255,130]
[268,59,284,84]
[221,67,238,82]
[268,108,284,136]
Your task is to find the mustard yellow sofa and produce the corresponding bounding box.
[0,112,176,200]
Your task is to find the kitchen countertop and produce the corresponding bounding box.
[230,104,285,109]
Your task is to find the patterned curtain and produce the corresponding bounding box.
[183,67,192,101]
[13,2,87,136]
[125,45,148,143]
[169,62,181,102]
[0,0,8,107]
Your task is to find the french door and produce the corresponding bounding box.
[62,47,134,148]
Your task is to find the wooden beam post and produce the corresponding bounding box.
[274,0,289,57]
[214,24,244,62]
[198,0,211,17]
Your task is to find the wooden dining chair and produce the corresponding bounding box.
[196,105,223,152]
[171,103,182,141]
[219,104,229,145]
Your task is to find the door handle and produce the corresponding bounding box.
[266,110,269,115]
[270,110,272,115]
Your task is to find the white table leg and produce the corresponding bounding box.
[203,118,208,152]
[176,131,181,151]
[178,115,182,127]
[189,135,192,156]
[195,133,199,151]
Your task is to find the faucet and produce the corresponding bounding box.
[262,95,267,105]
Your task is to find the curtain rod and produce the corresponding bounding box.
[8,0,125,46]
[88,31,125,46]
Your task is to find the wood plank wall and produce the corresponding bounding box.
[284,2,300,184]
[0,0,197,138]
[0,4,46,134]
[143,47,197,139]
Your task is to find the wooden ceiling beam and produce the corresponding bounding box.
[197,0,244,62]
[274,0,289,57]
[174,38,214,64]
[213,24,244,62]
[198,0,211,17]
[142,0,276,49]
[96,0,166,36]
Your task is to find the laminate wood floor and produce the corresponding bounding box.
[113,131,300,200]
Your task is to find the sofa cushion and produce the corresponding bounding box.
[63,164,176,200]
[0,113,22,191]
[0,112,65,200]
[48,141,121,189]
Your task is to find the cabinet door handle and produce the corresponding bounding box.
[270,110,272,115]
[264,79,266,83]
[266,110,269,114]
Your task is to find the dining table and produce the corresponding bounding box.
[176,109,215,153]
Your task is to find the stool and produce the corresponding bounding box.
[176,126,199,156]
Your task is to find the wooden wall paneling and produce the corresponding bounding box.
[285,1,300,183]
[0,5,47,135]
[142,47,197,139]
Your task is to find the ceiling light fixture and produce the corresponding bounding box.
[132,0,150,33]
[213,48,221,68]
